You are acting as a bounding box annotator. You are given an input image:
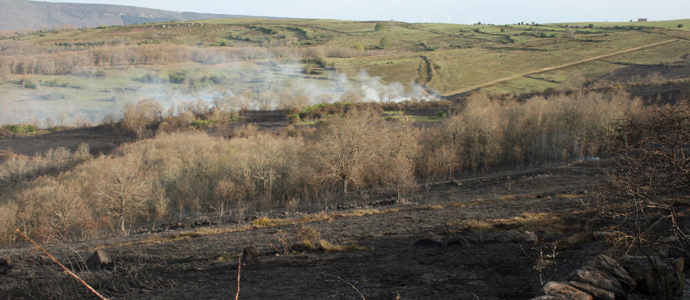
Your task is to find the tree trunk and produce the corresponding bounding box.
[342,178,349,194]
[119,216,127,235]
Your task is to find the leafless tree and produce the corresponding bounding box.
[97,158,151,235]
[312,111,378,194]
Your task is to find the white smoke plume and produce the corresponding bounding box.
[0,61,440,126]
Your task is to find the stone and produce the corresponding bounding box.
[0,258,11,275]
[567,267,625,299]
[445,236,470,248]
[486,230,528,244]
[543,281,593,300]
[682,278,690,299]
[530,296,559,300]
[524,231,539,244]
[85,249,111,271]
[619,255,685,296]
[568,281,615,300]
[582,255,636,290]
[413,238,443,249]
[242,245,261,266]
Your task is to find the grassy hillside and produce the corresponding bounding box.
[0,0,279,31]
[1,17,689,125]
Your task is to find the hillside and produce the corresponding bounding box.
[0,0,279,31]
[0,17,689,125]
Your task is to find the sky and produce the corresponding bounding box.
[37,0,690,24]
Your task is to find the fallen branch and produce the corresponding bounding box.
[236,257,242,300]
[323,273,366,300]
[15,228,109,300]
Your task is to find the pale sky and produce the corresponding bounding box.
[37,0,689,24]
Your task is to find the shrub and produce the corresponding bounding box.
[587,24,594,29]
[374,22,387,31]
[22,79,36,89]
[288,113,300,125]
[209,73,228,84]
[379,37,391,49]
[120,99,163,137]
[679,24,684,28]
[353,43,364,51]
[169,71,189,84]
[7,124,35,134]
[140,74,164,83]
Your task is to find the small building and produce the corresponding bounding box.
[638,18,648,22]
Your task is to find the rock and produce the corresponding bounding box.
[524,231,539,244]
[619,255,685,296]
[242,245,261,266]
[413,238,443,249]
[0,258,11,275]
[486,230,528,244]
[682,278,690,299]
[543,281,593,300]
[85,250,111,271]
[568,281,615,300]
[530,296,559,300]
[567,267,625,299]
[582,255,636,290]
[445,236,470,248]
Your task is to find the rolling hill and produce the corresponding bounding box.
[0,0,281,31]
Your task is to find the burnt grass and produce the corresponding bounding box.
[0,160,621,300]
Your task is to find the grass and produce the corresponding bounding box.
[449,212,567,234]
[3,17,689,125]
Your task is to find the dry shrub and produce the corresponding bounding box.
[417,89,643,178]
[0,90,653,245]
[0,203,18,244]
[120,99,163,138]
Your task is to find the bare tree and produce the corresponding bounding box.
[97,158,151,235]
[312,111,378,194]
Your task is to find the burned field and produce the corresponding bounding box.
[0,161,616,300]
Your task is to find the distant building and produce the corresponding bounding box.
[638,18,648,22]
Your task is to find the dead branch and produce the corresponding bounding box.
[15,228,109,300]
[323,273,366,300]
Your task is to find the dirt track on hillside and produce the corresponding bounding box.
[442,39,680,97]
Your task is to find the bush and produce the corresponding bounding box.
[679,24,684,28]
[379,37,391,49]
[353,43,364,51]
[209,73,228,84]
[169,71,189,84]
[288,113,300,125]
[587,24,594,29]
[375,22,387,31]
[8,124,35,134]
[140,74,164,83]
[22,79,36,89]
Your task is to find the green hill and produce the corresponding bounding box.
[1,16,689,125]
[0,0,281,31]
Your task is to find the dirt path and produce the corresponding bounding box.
[442,39,679,97]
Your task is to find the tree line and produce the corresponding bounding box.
[0,89,650,243]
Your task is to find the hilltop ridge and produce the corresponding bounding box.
[0,0,281,30]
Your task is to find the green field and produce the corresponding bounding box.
[1,17,689,124]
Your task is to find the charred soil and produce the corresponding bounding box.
[0,160,620,300]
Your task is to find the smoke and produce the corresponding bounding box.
[0,61,440,126]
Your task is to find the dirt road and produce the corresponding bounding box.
[442,39,679,97]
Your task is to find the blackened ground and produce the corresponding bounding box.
[0,160,623,300]
[0,125,135,157]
